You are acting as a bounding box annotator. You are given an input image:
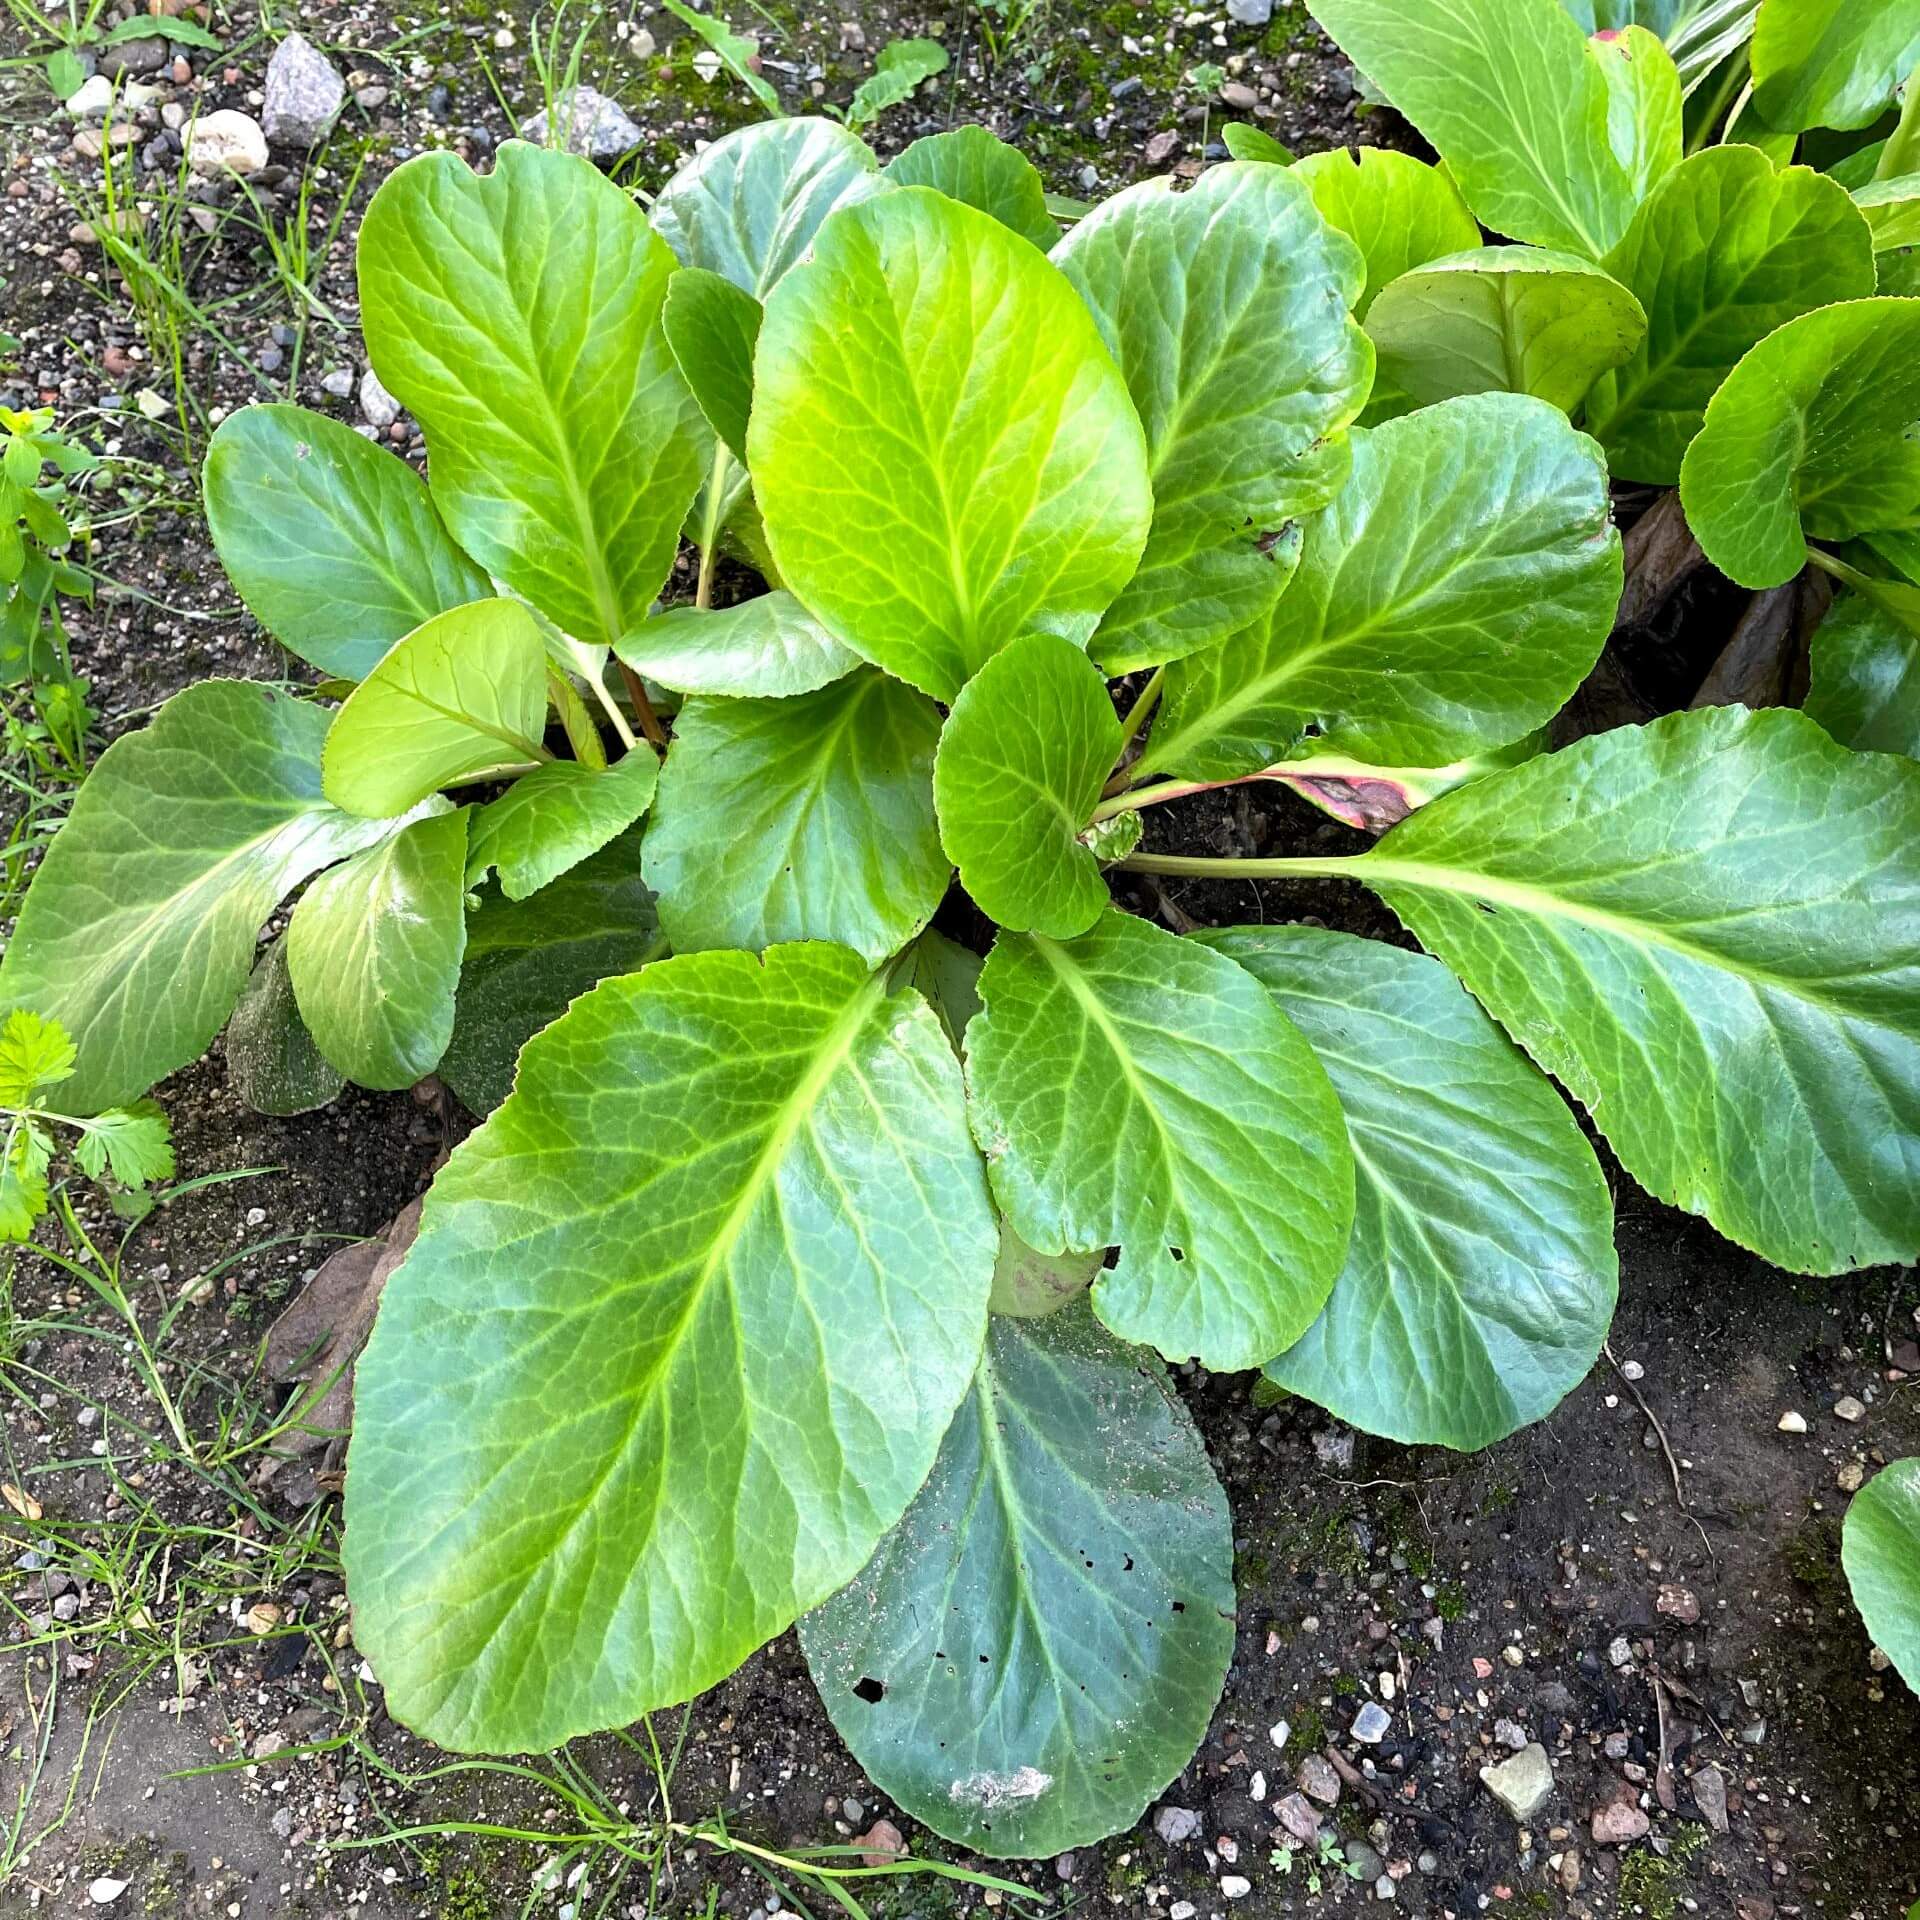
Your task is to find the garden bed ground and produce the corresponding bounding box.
[0,3,1917,1917]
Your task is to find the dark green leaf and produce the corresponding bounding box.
[466,752,658,901]
[801,1304,1233,1856]
[886,126,1059,249]
[1841,1457,1920,1695]
[226,937,346,1117]
[615,591,860,699]
[661,267,761,460]
[1806,591,1920,754]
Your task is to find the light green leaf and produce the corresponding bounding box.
[0,682,400,1113]
[71,1102,173,1189]
[203,405,489,683]
[1751,0,1920,130]
[1307,0,1639,254]
[357,142,705,650]
[1291,147,1483,319]
[226,937,346,1117]
[1843,1458,1920,1694]
[1806,591,1920,754]
[1594,24,1685,201]
[288,807,469,1090]
[1339,705,1920,1273]
[0,1156,47,1243]
[615,591,860,699]
[1562,0,1685,30]
[1855,173,1920,288]
[652,116,885,296]
[1053,165,1373,672]
[800,1303,1233,1856]
[752,189,1152,701]
[661,267,761,460]
[934,634,1122,938]
[1222,123,1294,164]
[1584,147,1875,482]
[322,600,552,820]
[0,1008,75,1106]
[344,942,997,1751]
[466,752,658,901]
[901,926,988,1050]
[1202,927,1617,1451]
[966,908,1354,1370]
[1679,296,1920,588]
[660,0,782,115]
[1366,246,1648,414]
[847,37,949,130]
[645,669,948,965]
[987,1220,1103,1318]
[886,126,1059,250]
[441,836,666,1116]
[1142,394,1621,782]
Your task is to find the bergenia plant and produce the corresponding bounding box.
[5,0,1920,1853]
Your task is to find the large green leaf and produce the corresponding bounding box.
[1584,146,1876,482]
[466,752,658,901]
[1842,1457,1920,1694]
[440,836,665,1116]
[0,682,398,1113]
[1140,394,1621,783]
[1307,0,1639,255]
[1806,592,1920,754]
[322,600,552,820]
[225,937,345,1118]
[203,405,489,681]
[344,943,997,1751]
[1291,147,1483,320]
[966,908,1353,1370]
[615,591,859,699]
[1202,928,1617,1451]
[1751,0,1920,130]
[801,1303,1234,1857]
[1052,164,1372,671]
[651,115,886,295]
[886,126,1059,251]
[751,189,1153,702]
[644,669,948,965]
[661,266,760,461]
[933,632,1122,938]
[1679,296,1920,588]
[357,142,705,650]
[1332,705,1920,1273]
[287,806,468,1090]
[1366,247,1648,414]
[1594,24,1685,202]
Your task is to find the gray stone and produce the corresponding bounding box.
[1227,0,1275,21]
[1374,1876,1397,1902]
[1690,1763,1728,1834]
[1153,1804,1202,1845]
[263,33,345,148]
[360,366,400,429]
[1313,1425,1356,1470]
[522,87,644,162]
[1345,1841,1385,1880]
[1220,81,1259,109]
[1591,1798,1650,1846]
[1493,1717,1529,1751]
[1298,1753,1340,1805]
[1350,1701,1392,1744]
[1480,1743,1555,1823]
[1275,1792,1321,1844]
[320,367,355,399]
[102,36,167,77]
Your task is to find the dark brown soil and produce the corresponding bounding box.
[2,4,1917,1919]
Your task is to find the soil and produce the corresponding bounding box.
[1,4,1917,1919]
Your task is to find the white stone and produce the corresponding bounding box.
[187,110,269,178]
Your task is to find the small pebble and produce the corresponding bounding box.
[1777,1410,1807,1433]
[1351,1701,1392,1744]
[1833,1394,1866,1423]
[1220,1875,1251,1899]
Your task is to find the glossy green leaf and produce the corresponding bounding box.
[1854,173,1920,289]
[801,1303,1233,1856]
[847,38,949,131]
[440,836,665,1116]
[1142,394,1621,783]
[651,116,886,296]
[661,267,760,460]
[1222,123,1294,164]
[1366,247,1647,414]
[659,0,781,114]
[225,937,345,1118]
[1806,592,1920,754]
[1341,705,1920,1273]
[1054,165,1372,672]
[322,600,552,820]
[615,591,859,699]
[1291,147,1483,319]
[203,405,489,681]
[1584,148,1875,482]
[345,943,997,1751]
[1594,24,1685,200]
[1679,296,1920,589]
[466,751,658,901]
[752,189,1152,701]
[966,908,1354,1370]
[645,669,948,965]
[1307,0,1639,254]
[0,682,398,1113]
[1562,0,1686,32]
[886,126,1059,250]
[934,634,1122,938]
[1203,928,1617,1451]
[357,142,705,650]
[288,806,468,1090]
[1842,1458,1920,1695]
[1751,0,1920,130]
